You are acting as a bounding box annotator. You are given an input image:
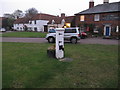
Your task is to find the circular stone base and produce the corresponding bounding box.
[59,58,73,62]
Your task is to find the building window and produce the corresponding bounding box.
[34,27,37,31]
[29,21,32,24]
[61,19,65,24]
[94,14,100,21]
[80,15,85,21]
[34,20,36,24]
[102,14,120,21]
[52,20,55,24]
[65,28,76,33]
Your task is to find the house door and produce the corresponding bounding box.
[106,27,110,36]
[104,25,111,36]
[44,25,48,32]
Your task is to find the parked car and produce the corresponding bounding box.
[46,27,80,44]
[0,28,6,32]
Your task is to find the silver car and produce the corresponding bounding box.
[46,27,80,44]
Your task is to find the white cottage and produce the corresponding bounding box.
[13,13,57,32]
[13,18,29,31]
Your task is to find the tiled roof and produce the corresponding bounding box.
[48,16,75,24]
[75,2,120,15]
[48,17,62,24]
[14,18,30,24]
[31,13,57,20]
[65,16,75,23]
[14,13,57,24]
[14,13,75,24]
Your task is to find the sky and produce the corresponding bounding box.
[0,0,119,17]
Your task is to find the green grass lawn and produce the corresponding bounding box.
[0,42,2,89]
[2,42,118,88]
[2,32,47,38]
[0,33,2,37]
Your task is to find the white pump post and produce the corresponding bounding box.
[55,28,65,59]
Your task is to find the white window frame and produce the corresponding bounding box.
[52,20,55,24]
[61,19,65,24]
[94,14,100,21]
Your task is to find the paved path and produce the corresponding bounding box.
[79,38,118,45]
[1,37,119,45]
[1,37,47,43]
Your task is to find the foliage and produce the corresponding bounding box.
[25,8,38,18]
[2,18,15,30]
[2,42,118,88]
[3,10,24,30]
[3,14,14,19]
[24,25,28,31]
[88,24,95,34]
[78,23,95,35]
[4,9,23,19]
[13,10,24,19]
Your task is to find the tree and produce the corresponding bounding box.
[4,14,14,19]
[4,10,24,19]
[88,24,95,34]
[25,8,38,18]
[13,10,24,19]
[5,18,15,30]
[3,14,15,30]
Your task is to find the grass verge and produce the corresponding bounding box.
[2,42,118,88]
[2,32,47,38]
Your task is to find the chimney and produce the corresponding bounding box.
[61,13,65,19]
[103,0,109,4]
[89,0,94,8]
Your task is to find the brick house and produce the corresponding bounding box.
[75,0,120,38]
[0,17,5,29]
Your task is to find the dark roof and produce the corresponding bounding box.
[48,16,75,24]
[65,16,75,23]
[75,2,120,15]
[48,17,62,24]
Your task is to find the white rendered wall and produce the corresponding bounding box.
[30,20,49,32]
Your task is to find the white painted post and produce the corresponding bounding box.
[55,28,65,59]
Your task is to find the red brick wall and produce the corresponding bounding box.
[75,12,120,31]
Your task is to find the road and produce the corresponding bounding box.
[1,37,119,45]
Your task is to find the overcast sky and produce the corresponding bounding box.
[0,0,119,17]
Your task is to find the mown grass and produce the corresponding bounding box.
[2,32,47,38]
[2,42,118,88]
[0,33,2,37]
[0,42,2,89]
